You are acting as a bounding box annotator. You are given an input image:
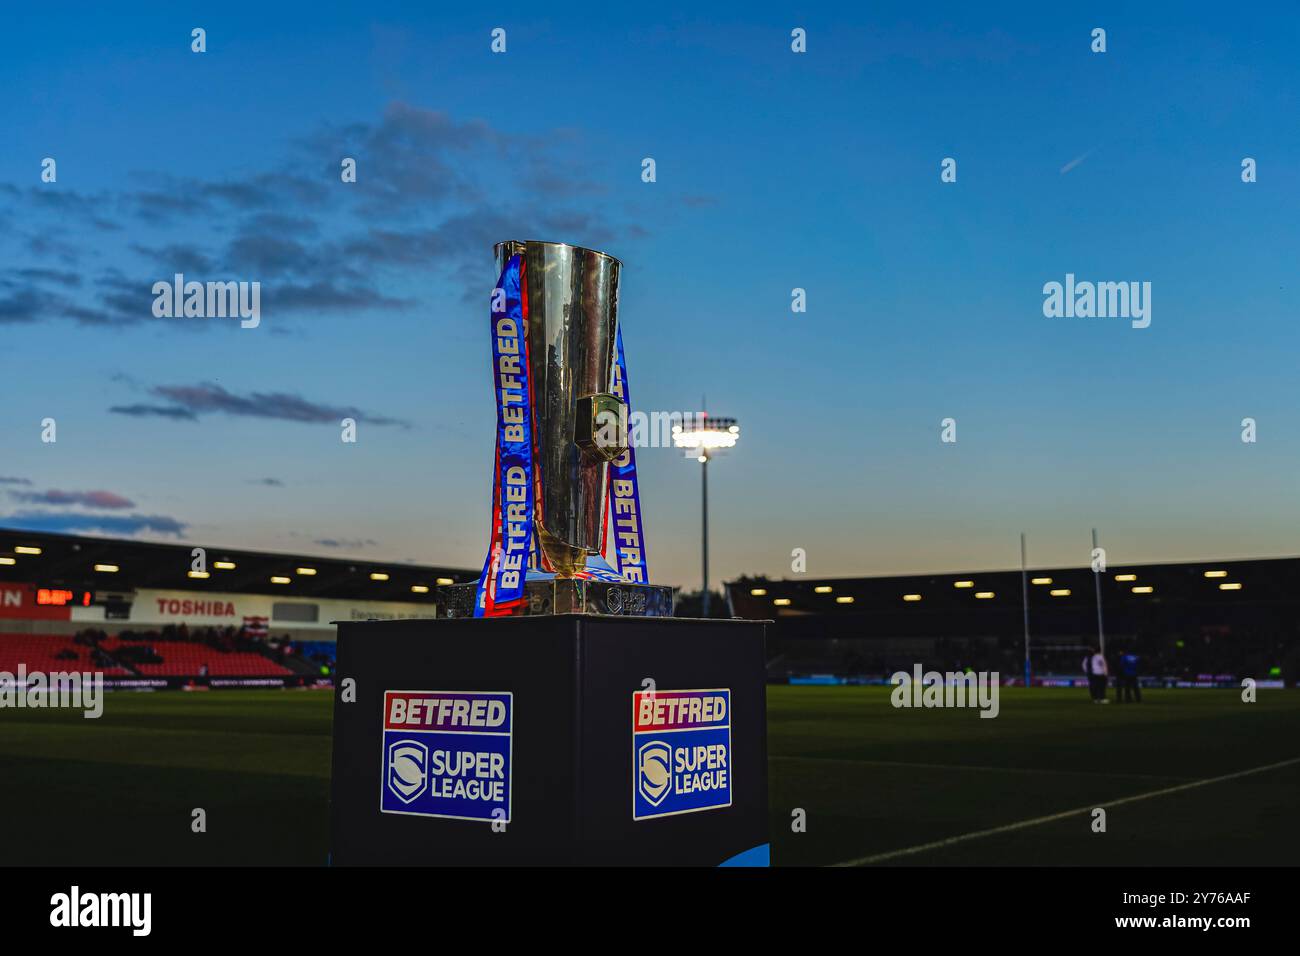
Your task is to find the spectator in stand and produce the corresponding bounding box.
[1082,647,1109,704]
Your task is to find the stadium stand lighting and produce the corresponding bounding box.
[411,585,430,594]
[1219,582,1243,591]
[953,580,974,588]
[93,564,119,573]
[750,587,767,596]
[902,593,922,602]
[1204,570,1228,578]
[1115,573,1137,581]
[814,585,833,594]
[187,570,210,579]
[14,546,41,555]
[297,567,318,575]
[975,591,995,599]
[270,576,291,584]
[1132,585,1154,594]
[370,572,390,581]
[1031,577,1052,585]
[436,577,454,586]
[835,596,854,604]
[213,560,236,570]
[1049,588,1071,597]
[0,557,15,566]
[773,598,791,606]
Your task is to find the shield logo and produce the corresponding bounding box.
[387,739,428,804]
[637,739,673,806]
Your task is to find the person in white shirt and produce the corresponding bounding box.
[1082,648,1109,704]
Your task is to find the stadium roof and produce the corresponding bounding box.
[0,527,478,604]
[727,555,1300,620]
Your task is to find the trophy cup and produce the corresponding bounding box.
[330,241,768,867]
[438,241,674,618]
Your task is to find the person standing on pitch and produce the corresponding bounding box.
[1117,648,1141,703]
[1082,646,1109,704]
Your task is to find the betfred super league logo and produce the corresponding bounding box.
[632,689,732,820]
[380,691,513,822]
[637,740,672,806]
[387,739,428,804]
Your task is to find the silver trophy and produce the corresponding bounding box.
[439,241,673,617]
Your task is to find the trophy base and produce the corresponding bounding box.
[330,614,769,865]
[437,579,674,618]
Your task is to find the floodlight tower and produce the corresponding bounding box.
[671,412,740,617]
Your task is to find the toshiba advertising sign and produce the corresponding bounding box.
[67,588,433,631]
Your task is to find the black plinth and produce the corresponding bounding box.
[330,614,769,866]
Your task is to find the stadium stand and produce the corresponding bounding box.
[0,628,293,678]
[100,625,293,677]
[0,633,132,676]
[728,556,1300,685]
[101,636,292,677]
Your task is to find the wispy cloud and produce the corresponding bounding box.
[2,511,187,537]
[1059,149,1095,175]
[314,537,379,549]
[111,381,409,428]
[108,403,200,421]
[0,100,650,325]
[9,489,135,509]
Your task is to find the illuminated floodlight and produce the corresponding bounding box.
[436,577,455,586]
[674,411,741,617]
[14,546,41,555]
[750,588,767,596]
[1115,573,1137,582]
[270,576,291,584]
[1031,577,1052,585]
[902,593,922,602]
[1219,582,1243,591]
[1049,589,1070,597]
[213,561,236,570]
[94,564,119,573]
[835,596,854,604]
[1132,585,1154,594]
[188,571,210,579]
[814,586,833,594]
[411,585,430,594]
[975,591,995,599]
[1203,570,1228,578]
[772,598,791,606]
[671,416,740,454]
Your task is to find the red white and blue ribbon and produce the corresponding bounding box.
[474,254,535,617]
[602,326,649,583]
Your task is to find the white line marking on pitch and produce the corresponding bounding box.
[832,755,1300,867]
[773,754,1188,783]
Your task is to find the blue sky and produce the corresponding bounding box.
[1,3,1297,587]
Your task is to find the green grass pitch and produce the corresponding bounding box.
[1,686,1296,866]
